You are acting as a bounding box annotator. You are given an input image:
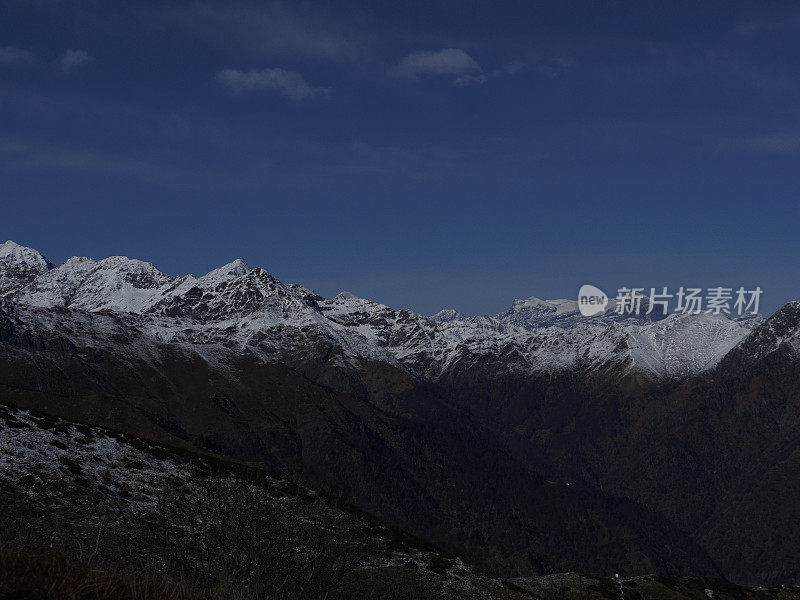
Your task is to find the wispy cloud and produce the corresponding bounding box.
[735,11,800,36]
[0,46,35,66]
[748,132,800,153]
[215,68,329,100]
[0,137,164,176]
[453,73,488,86]
[294,138,464,178]
[494,61,526,76]
[152,2,361,62]
[291,136,545,181]
[390,49,484,84]
[58,49,93,72]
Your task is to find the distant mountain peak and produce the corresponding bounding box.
[430,308,466,323]
[98,255,161,270]
[334,291,358,300]
[202,258,252,283]
[511,295,549,307]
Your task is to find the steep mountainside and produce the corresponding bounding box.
[1,240,798,587]
[4,403,793,600]
[0,403,532,600]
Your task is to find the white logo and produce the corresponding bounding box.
[578,284,608,316]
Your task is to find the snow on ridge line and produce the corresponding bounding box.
[0,241,763,379]
[0,239,53,267]
[0,240,54,295]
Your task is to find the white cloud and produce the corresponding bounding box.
[215,68,329,100]
[390,49,483,83]
[0,46,35,66]
[59,49,93,72]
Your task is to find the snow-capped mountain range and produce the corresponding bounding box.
[9,239,800,588]
[0,240,784,380]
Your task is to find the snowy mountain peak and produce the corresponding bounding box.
[0,240,51,264]
[96,256,170,287]
[17,253,173,313]
[0,240,54,297]
[0,240,52,271]
[98,255,162,271]
[201,259,252,284]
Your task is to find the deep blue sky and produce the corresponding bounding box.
[2,1,799,315]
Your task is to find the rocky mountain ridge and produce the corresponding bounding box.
[0,241,773,380]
